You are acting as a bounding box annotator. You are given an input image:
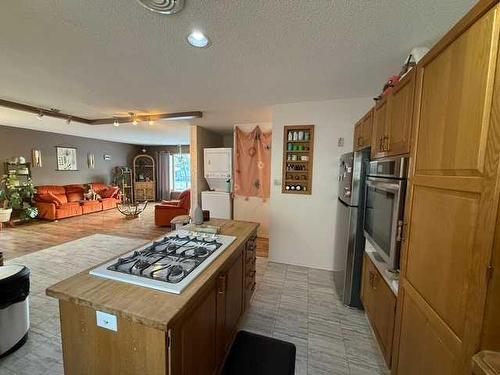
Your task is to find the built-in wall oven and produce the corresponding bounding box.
[363,156,409,270]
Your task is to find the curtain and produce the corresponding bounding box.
[234,126,272,199]
[156,151,170,201]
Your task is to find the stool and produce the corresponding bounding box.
[222,330,296,375]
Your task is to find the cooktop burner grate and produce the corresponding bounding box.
[106,235,223,284]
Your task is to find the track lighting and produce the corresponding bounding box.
[0,98,202,125]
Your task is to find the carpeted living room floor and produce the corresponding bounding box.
[0,205,269,261]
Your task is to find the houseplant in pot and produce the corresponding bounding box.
[0,174,38,223]
[0,176,13,224]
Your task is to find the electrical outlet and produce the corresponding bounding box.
[338,137,344,147]
[96,311,118,332]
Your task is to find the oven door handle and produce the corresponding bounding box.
[366,179,401,192]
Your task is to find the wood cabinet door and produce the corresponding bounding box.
[386,70,415,157]
[371,269,396,367]
[362,255,396,367]
[354,110,373,151]
[223,251,244,351]
[360,254,374,312]
[172,286,218,375]
[353,122,363,151]
[393,6,500,374]
[371,98,390,159]
[361,110,373,150]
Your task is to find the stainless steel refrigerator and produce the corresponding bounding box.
[333,149,370,308]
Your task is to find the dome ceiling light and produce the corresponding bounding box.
[187,31,211,48]
[135,0,184,15]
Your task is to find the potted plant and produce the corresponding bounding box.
[0,174,38,222]
[0,175,13,223]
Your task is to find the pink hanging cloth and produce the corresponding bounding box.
[234,126,272,200]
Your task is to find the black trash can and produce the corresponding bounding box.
[0,265,30,358]
[222,330,296,375]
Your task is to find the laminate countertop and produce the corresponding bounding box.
[46,219,258,331]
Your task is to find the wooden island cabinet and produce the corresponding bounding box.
[47,220,258,375]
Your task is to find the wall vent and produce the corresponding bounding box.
[136,0,184,14]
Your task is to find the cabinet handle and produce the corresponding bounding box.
[384,135,390,151]
[372,273,379,290]
[217,275,226,294]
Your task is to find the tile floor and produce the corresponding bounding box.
[0,235,387,375]
[240,258,389,375]
[0,234,148,375]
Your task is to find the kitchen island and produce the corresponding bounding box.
[46,219,258,375]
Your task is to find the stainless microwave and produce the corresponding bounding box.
[363,156,408,270]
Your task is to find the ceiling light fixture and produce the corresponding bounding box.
[187,31,211,48]
[129,112,139,125]
[113,118,120,127]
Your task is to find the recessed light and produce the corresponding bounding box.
[113,118,120,127]
[187,31,210,48]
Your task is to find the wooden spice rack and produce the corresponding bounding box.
[282,125,314,195]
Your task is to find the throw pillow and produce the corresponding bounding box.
[101,186,119,199]
[37,193,64,207]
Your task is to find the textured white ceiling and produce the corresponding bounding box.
[0,0,476,143]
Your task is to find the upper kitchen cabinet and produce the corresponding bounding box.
[371,97,390,159]
[353,109,373,151]
[386,70,415,156]
[393,3,500,375]
[371,70,415,159]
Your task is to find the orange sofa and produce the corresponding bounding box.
[35,183,121,221]
[155,189,191,227]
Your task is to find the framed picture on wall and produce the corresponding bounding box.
[56,147,78,171]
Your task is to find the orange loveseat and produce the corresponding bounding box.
[155,189,191,227]
[35,183,121,221]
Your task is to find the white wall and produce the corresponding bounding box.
[233,123,272,238]
[269,98,372,270]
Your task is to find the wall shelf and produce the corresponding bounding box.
[282,125,314,195]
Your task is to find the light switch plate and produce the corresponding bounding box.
[96,311,118,332]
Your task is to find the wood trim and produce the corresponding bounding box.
[0,97,202,125]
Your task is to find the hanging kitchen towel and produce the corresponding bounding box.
[234,126,272,199]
